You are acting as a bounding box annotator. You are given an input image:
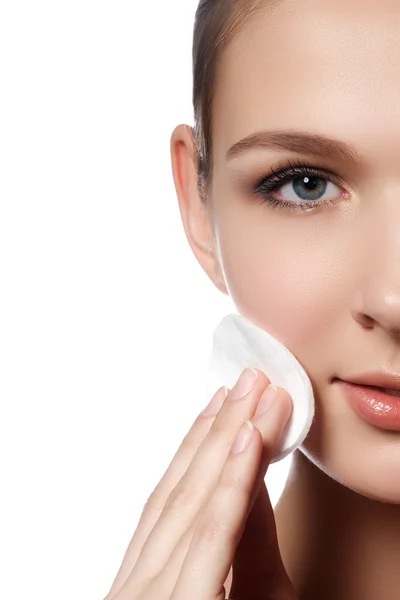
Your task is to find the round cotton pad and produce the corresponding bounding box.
[204,313,315,463]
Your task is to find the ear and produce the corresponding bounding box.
[170,124,229,296]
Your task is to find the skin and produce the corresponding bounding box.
[170,0,400,598]
[103,375,296,600]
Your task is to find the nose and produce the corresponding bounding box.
[351,204,400,342]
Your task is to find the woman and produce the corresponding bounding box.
[104,0,400,598]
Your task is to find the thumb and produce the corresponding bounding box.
[228,479,297,600]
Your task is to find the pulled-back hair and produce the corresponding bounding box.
[191,0,281,203]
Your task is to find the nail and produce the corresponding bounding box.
[202,386,229,416]
[254,384,278,418]
[229,368,258,400]
[231,420,254,454]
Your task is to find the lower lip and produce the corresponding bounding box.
[336,380,400,431]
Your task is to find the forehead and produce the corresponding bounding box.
[212,0,400,170]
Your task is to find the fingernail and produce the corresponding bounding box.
[231,420,254,454]
[202,386,229,416]
[254,384,278,418]
[229,368,258,400]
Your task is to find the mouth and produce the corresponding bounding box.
[363,385,400,397]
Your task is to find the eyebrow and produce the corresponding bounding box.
[225,129,365,165]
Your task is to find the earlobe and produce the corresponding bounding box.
[170,124,229,297]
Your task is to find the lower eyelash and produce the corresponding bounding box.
[253,160,345,212]
[255,193,337,212]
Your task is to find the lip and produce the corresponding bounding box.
[335,379,400,431]
[341,371,400,391]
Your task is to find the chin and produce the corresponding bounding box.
[298,394,400,505]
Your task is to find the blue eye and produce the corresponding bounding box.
[253,158,348,212]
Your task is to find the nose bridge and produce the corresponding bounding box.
[353,198,400,337]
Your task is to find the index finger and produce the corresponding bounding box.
[103,385,229,600]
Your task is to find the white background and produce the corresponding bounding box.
[0,2,292,598]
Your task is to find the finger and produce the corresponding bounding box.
[171,422,263,600]
[111,369,270,599]
[229,389,296,600]
[138,386,292,600]
[131,369,270,577]
[152,387,292,600]
[171,390,292,600]
[137,494,234,599]
[135,388,292,598]
[103,385,229,600]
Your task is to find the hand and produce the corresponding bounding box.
[103,368,298,600]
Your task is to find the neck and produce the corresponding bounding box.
[274,450,400,600]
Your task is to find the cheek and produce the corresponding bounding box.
[216,207,340,348]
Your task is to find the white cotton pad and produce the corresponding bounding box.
[204,313,315,463]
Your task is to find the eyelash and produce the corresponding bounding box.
[253,157,349,212]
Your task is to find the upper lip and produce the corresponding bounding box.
[338,371,400,391]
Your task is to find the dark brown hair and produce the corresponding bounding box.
[191,0,280,203]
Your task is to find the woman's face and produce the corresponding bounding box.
[200,0,400,504]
